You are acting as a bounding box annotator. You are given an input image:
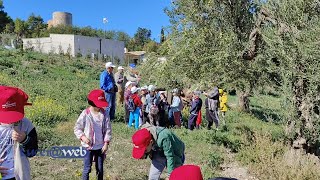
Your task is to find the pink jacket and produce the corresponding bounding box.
[74,108,112,149]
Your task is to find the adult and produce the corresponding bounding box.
[114,66,125,105]
[203,87,220,130]
[132,123,185,180]
[124,63,140,87]
[100,62,117,120]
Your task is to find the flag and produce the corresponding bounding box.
[103,18,108,24]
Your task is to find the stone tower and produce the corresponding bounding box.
[47,12,72,28]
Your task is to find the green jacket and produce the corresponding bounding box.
[156,127,185,174]
[141,123,185,174]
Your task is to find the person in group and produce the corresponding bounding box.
[124,81,133,124]
[170,88,183,128]
[114,66,125,105]
[167,89,175,127]
[128,86,142,129]
[140,86,149,125]
[131,123,185,180]
[158,92,169,127]
[0,86,38,180]
[188,91,203,130]
[146,85,160,126]
[219,88,228,119]
[203,87,220,130]
[74,89,112,180]
[100,62,117,120]
[125,63,141,87]
[169,165,203,180]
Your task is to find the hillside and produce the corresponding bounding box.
[1,48,320,180]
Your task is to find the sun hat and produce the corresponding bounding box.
[118,66,124,70]
[132,128,152,159]
[105,62,116,69]
[169,165,203,180]
[172,88,179,93]
[131,86,140,94]
[194,91,202,96]
[125,81,133,89]
[140,86,148,91]
[87,89,109,108]
[0,86,32,124]
[148,85,156,92]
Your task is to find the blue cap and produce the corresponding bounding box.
[129,63,136,68]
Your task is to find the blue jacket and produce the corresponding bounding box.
[189,98,202,115]
[100,70,116,93]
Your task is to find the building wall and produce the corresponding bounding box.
[22,34,125,64]
[22,34,75,56]
[74,35,125,64]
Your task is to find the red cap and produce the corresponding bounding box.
[169,165,203,180]
[132,128,152,159]
[87,89,109,108]
[0,86,32,124]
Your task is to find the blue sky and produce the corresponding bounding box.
[3,0,171,42]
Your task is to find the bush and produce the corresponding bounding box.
[26,96,68,127]
[208,152,224,169]
[237,133,320,179]
[210,131,243,152]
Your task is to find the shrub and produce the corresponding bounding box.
[237,133,320,179]
[208,152,224,169]
[26,96,68,127]
[210,131,243,153]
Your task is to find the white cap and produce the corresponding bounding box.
[118,66,124,70]
[148,85,156,91]
[105,62,116,69]
[125,81,133,88]
[140,86,148,90]
[131,86,140,94]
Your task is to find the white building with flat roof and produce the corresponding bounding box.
[22,34,125,64]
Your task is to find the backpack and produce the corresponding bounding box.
[127,96,136,112]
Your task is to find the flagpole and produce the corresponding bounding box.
[103,17,108,39]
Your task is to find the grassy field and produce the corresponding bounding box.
[1,48,320,180]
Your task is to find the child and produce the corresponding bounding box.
[188,91,203,130]
[158,92,169,127]
[170,88,183,128]
[140,86,149,125]
[132,123,185,180]
[146,85,160,126]
[219,89,228,119]
[74,89,112,180]
[0,86,38,180]
[128,86,142,129]
[124,81,133,124]
[170,165,203,180]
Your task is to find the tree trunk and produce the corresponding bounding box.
[239,92,250,112]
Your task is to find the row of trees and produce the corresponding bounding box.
[143,0,320,153]
[0,0,163,52]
